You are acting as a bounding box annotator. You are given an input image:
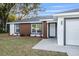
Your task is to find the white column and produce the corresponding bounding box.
[10,23,15,35]
[57,17,64,46]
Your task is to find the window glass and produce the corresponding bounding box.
[16,24,19,29]
[31,24,42,34]
[32,24,36,29]
[16,29,20,33]
[15,24,20,34]
[32,24,36,34]
[37,24,42,34]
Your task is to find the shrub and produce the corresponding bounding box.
[0,28,7,33]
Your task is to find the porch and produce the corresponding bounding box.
[32,38,79,56]
[32,38,67,52]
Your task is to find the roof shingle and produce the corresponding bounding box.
[16,16,54,22]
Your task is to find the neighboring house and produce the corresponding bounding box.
[7,8,79,46]
[7,16,57,38]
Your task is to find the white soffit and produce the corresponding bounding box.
[54,12,79,17]
[6,21,42,24]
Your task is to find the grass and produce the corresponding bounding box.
[0,33,68,56]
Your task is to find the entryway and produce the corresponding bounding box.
[48,23,57,38]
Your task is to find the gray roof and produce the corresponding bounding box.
[60,8,79,13]
[16,16,53,22]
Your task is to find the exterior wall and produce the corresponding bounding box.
[42,21,47,38]
[57,17,64,46]
[10,23,15,35]
[20,23,31,36]
[9,21,55,38]
[57,15,79,46]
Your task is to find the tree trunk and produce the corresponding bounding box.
[1,16,6,32]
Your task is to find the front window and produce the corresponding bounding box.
[36,24,42,34]
[31,24,42,35]
[15,24,20,34]
[32,24,37,34]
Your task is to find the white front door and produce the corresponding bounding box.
[49,24,56,37]
[66,19,79,45]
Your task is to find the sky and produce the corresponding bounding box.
[38,3,79,16]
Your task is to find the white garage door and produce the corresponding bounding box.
[66,19,79,45]
[50,24,55,37]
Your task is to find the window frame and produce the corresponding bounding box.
[14,24,20,34]
[31,23,42,35]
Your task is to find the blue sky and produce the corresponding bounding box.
[38,3,79,16]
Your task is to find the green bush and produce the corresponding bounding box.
[0,24,7,33]
[0,28,7,33]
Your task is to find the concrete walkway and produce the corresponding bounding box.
[32,39,79,56]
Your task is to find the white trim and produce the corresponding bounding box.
[40,19,53,21]
[10,24,14,35]
[47,23,48,38]
[47,21,57,23]
[40,19,57,23]
[54,12,79,16]
[10,24,20,36]
[31,24,32,36]
[30,34,43,37]
[7,19,57,24]
[7,21,42,24]
[14,24,20,34]
[57,17,64,46]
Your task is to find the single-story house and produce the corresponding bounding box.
[7,8,79,46]
[7,16,57,38]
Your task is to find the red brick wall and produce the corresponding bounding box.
[20,23,31,36]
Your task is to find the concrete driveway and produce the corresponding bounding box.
[32,38,79,56]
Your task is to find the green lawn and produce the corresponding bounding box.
[0,34,68,56]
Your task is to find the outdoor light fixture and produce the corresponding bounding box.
[61,21,63,25]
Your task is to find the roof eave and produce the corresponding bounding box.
[54,12,79,17]
[6,21,42,24]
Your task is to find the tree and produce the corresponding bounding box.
[0,3,40,32]
[12,3,40,20]
[0,3,15,31]
[7,14,17,22]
